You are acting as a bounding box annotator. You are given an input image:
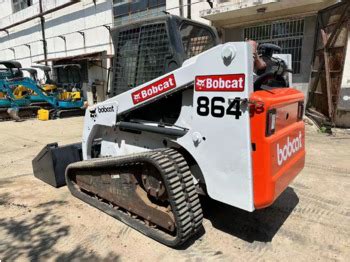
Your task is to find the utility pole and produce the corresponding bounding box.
[179,0,184,17]
[39,0,48,65]
[187,0,191,19]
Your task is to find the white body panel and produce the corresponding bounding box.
[82,43,255,212]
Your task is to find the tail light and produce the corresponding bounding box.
[266,109,276,137]
[297,101,304,121]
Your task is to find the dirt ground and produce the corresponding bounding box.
[0,117,349,261]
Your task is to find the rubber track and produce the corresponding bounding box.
[65,149,203,247]
[161,149,203,233]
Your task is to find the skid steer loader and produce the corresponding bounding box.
[34,15,305,247]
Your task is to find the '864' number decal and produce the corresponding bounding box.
[197,96,243,119]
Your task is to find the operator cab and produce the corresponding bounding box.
[32,64,55,85]
[0,61,23,80]
[110,15,219,97]
[21,68,38,82]
[0,61,27,97]
[110,15,294,126]
[110,15,219,124]
[52,64,82,91]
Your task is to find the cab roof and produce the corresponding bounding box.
[0,60,22,69]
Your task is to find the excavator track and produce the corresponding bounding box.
[0,106,40,121]
[30,102,52,108]
[55,108,85,119]
[65,149,202,247]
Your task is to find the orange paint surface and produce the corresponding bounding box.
[250,88,306,209]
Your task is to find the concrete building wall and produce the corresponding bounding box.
[335,27,350,127]
[201,0,339,27]
[0,0,113,66]
[0,0,14,18]
[224,15,317,95]
[341,32,350,89]
[192,0,339,96]
[44,1,113,61]
[0,0,114,103]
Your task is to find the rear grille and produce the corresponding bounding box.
[111,22,171,97]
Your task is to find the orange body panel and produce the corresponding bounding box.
[250,88,305,209]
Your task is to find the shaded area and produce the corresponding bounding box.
[55,248,119,262]
[0,192,11,206]
[0,200,70,261]
[201,187,299,243]
[0,178,14,189]
[0,199,120,261]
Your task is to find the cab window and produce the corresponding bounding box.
[180,22,216,58]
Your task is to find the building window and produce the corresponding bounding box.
[113,0,166,26]
[12,0,33,13]
[244,19,304,74]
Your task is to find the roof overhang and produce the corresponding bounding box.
[0,60,22,69]
[201,0,335,28]
[35,51,113,63]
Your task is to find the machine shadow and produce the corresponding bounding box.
[0,192,11,206]
[200,187,299,243]
[54,247,120,262]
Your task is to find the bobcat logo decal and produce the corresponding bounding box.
[89,108,97,119]
[196,79,206,87]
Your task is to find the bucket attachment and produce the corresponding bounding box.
[32,142,82,187]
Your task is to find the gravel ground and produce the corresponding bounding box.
[0,117,349,261]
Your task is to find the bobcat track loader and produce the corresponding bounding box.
[36,15,306,247]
